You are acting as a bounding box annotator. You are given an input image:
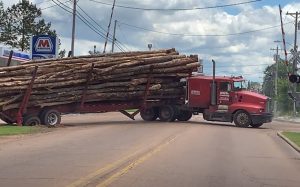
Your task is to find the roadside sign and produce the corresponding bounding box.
[0,47,30,66]
[31,35,59,60]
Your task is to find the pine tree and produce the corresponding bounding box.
[1,0,56,51]
[0,1,7,41]
[0,1,3,26]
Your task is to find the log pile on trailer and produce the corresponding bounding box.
[0,48,199,112]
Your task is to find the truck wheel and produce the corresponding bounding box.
[23,114,41,126]
[159,105,175,122]
[250,123,263,128]
[177,110,193,121]
[140,107,158,121]
[233,110,251,128]
[41,109,61,126]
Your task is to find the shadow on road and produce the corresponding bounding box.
[61,119,268,130]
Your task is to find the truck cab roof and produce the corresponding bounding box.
[189,75,244,82]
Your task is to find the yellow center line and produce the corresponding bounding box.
[66,147,142,187]
[66,128,186,187]
[96,135,178,187]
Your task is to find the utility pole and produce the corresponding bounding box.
[286,11,299,117]
[103,0,116,53]
[111,20,117,53]
[71,0,77,57]
[271,41,281,115]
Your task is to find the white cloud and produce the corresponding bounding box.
[2,0,300,82]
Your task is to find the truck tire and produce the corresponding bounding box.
[159,105,176,122]
[23,114,41,126]
[250,123,263,128]
[233,110,251,128]
[41,109,61,126]
[140,107,158,121]
[177,110,193,121]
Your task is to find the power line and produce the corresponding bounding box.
[76,4,107,33]
[41,0,71,10]
[118,21,293,37]
[89,0,262,11]
[52,0,125,52]
[116,23,132,51]
[75,4,127,52]
[36,0,51,5]
[53,0,107,39]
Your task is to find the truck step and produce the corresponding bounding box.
[206,112,232,122]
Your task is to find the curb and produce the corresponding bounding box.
[277,131,300,153]
[274,118,300,124]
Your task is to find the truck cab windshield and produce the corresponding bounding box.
[233,81,246,91]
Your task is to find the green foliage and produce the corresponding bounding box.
[262,59,300,115]
[247,81,261,92]
[58,49,66,58]
[0,126,41,136]
[0,0,56,51]
[277,78,293,113]
[0,1,4,26]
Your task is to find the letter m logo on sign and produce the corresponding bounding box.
[35,37,53,52]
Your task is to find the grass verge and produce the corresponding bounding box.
[0,126,42,136]
[282,132,300,147]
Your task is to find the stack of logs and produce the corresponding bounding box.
[0,48,199,111]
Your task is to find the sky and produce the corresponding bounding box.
[2,0,300,82]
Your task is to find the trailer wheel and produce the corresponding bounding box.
[233,110,251,128]
[23,115,41,126]
[250,123,263,128]
[159,105,176,122]
[41,109,61,126]
[177,110,193,121]
[140,107,158,121]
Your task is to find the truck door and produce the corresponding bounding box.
[218,82,232,105]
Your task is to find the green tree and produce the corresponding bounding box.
[1,0,56,51]
[0,1,7,40]
[277,78,294,114]
[0,1,4,26]
[247,81,262,93]
[58,49,66,58]
[262,60,299,114]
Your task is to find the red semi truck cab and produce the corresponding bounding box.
[187,76,272,128]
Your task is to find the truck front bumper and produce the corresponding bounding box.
[250,113,273,124]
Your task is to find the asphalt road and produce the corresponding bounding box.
[0,113,299,187]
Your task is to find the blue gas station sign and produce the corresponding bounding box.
[31,35,59,60]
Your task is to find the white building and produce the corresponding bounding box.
[0,46,31,66]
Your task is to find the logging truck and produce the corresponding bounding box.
[0,73,272,128]
[0,49,272,128]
